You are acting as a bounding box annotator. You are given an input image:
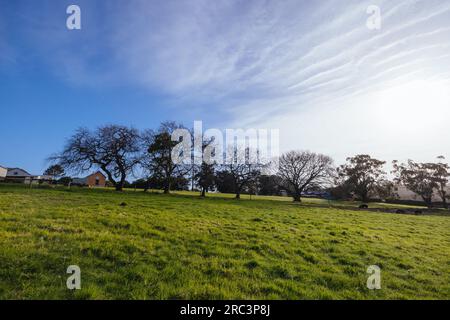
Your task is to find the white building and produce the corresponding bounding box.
[6,168,52,184]
[6,168,32,179]
[0,166,7,180]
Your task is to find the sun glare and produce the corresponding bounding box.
[375,80,450,132]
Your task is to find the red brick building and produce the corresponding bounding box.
[72,172,106,187]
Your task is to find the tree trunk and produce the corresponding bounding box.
[423,197,433,208]
[116,175,126,192]
[292,188,302,202]
[101,167,118,191]
[201,188,206,197]
[143,179,150,192]
[361,191,369,203]
[164,181,170,194]
[235,192,240,199]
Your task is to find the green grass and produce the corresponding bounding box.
[0,184,449,300]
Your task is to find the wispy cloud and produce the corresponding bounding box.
[2,0,450,163]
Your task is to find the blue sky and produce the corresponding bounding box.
[1,0,450,174]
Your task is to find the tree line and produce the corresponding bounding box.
[47,123,450,208]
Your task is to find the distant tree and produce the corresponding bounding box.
[215,171,236,194]
[132,178,149,190]
[51,125,142,191]
[246,176,261,199]
[278,150,334,202]
[393,157,450,208]
[374,179,398,201]
[122,180,132,189]
[142,122,190,194]
[257,175,282,196]
[195,162,216,197]
[336,154,386,203]
[218,147,262,199]
[193,135,217,197]
[329,181,353,200]
[432,156,450,209]
[172,176,190,191]
[392,160,437,207]
[146,175,189,191]
[57,176,72,186]
[44,164,65,182]
[188,128,203,191]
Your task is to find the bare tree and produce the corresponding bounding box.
[278,150,334,202]
[218,146,263,199]
[336,154,386,203]
[51,125,142,191]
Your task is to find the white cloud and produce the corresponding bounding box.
[5,0,450,163]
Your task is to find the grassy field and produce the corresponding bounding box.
[0,184,449,300]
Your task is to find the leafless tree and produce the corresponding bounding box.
[278,150,334,202]
[218,146,263,199]
[50,125,142,191]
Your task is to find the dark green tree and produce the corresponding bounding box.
[142,122,190,194]
[195,162,216,197]
[336,154,386,203]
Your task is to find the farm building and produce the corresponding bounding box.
[0,166,7,180]
[6,167,32,179]
[5,167,52,184]
[72,172,106,188]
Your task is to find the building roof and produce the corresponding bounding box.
[87,171,106,178]
[72,172,106,184]
[6,168,32,176]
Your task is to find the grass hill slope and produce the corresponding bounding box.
[0,185,448,299]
